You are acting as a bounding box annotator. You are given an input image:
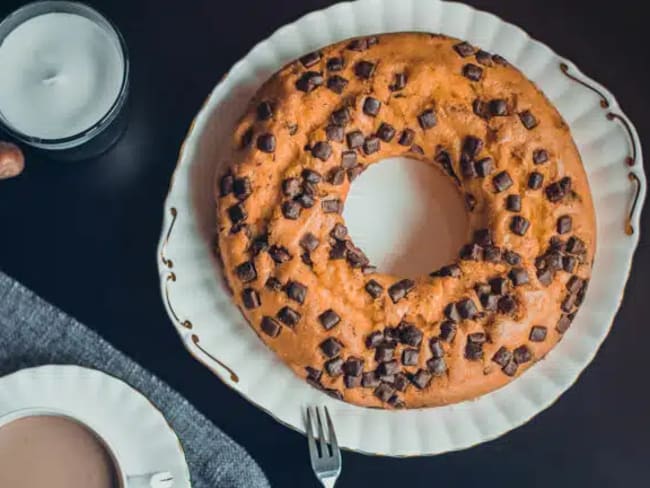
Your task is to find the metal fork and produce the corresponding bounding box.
[306,406,342,487]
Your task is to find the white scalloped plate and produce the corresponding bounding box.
[0,366,191,486]
[157,0,645,456]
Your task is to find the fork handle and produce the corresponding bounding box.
[319,478,337,488]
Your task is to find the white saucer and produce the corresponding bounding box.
[0,365,191,487]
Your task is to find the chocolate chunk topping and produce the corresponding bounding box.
[566,236,585,254]
[355,60,376,79]
[300,51,321,68]
[510,216,531,236]
[418,109,437,129]
[493,171,513,192]
[566,275,583,294]
[344,374,361,388]
[362,371,380,388]
[282,178,301,197]
[468,332,487,344]
[528,171,544,190]
[453,41,475,57]
[398,129,414,146]
[513,345,532,364]
[300,252,313,266]
[363,97,381,116]
[475,49,493,66]
[475,157,494,177]
[537,269,553,287]
[529,325,547,342]
[326,56,344,71]
[506,194,522,212]
[365,279,384,299]
[363,136,381,155]
[389,72,407,91]
[285,280,307,304]
[257,101,274,120]
[325,357,344,377]
[518,110,538,130]
[444,302,461,322]
[502,360,518,377]
[374,382,395,402]
[299,233,319,252]
[234,261,256,283]
[241,127,253,148]
[545,177,572,203]
[346,245,369,268]
[489,277,508,295]
[480,293,499,311]
[399,323,423,347]
[473,99,489,119]
[393,373,409,392]
[503,250,522,265]
[343,357,364,377]
[326,124,344,142]
[556,313,574,333]
[474,228,493,247]
[261,316,281,337]
[282,200,301,220]
[331,107,350,126]
[509,267,529,287]
[296,71,324,92]
[457,298,479,319]
[377,123,396,142]
[387,279,415,303]
[533,149,549,164]
[430,264,462,278]
[310,141,331,161]
[346,130,364,149]
[492,54,508,65]
[233,177,252,201]
[429,338,444,359]
[465,193,477,211]
[277,306,301,327]
[427,358,447,376]
[296,192,316,209]
[329,223,347,241]
[326,75,348,94]
[377,359,399,377]
[557,215,572,235]
[365,331,384,349]
[460,156,476,179]
[375,346,394,362]
[320,338,343,358]
[411,369,432,389]
[460,243,483,261]
[227,203,247,224]
[265,277,282,291]
[321,199,342,214]
[402,348,419,366]
[465,342,484,360]
[439,321,457,342]
[492,346,512,367]
[268,245,291,264]
[220,173,234,196]
[497,294,517,314]
[301,169,321,184]
[484,246,501,263]
[256,133,276,153]
[242,288,260,309]
[563,255,577,273]
[463,63,483,81]
[306,366,322,383]
[489,99,508,116]
[340,150,358,169]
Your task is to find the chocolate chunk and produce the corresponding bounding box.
[402,348,419,366]
[374,382,395,402]
[465,342,483,360]
[439,321,457,342]
[363,97,381,116]
[533,149,549,165]
[528,171,544,190]
[556,313,573,333]
[327,167,345,185]
[510,216,530,236]
[492,54,508,65]
[474,228,493,247]
[256,133,276,153]
[330,223,348,241]
[365,279,384,298]
[235,261,256,283]
[265,277,282,291]
[377,359,399,376]
[457,298,479,319]
[326,57,344,71]
[326,75,348,94]
[331,107,350,126]
[326,124,344,142]
[282,200,301,220]
[430,264,462,278]
[233,177,252,201]
[319,199,341,215]
[301,252,313,266]
[325,357,344,377]
[506,194,522,212]
[427,358,447,376]
[493,171,513,192]
[557,215,572,235]
[296,71,324,92]
[389,72,407,91]
[365,331,384,349]
[343,357,364,377]
[418,109,437,129]
[398,129,414,146]
[444,302,461,322]
[566,236,585,254]
[347,38,369,51]
[465,193,477,211]
[346,130,364,149]
[484,246,502,263]
[529,325,547,342]
[363,136,381,155]
[387,279,415,303]
[399,323,423,347]
[480,293,499,311]
[566,275,583,294]
[393,373,409,392]
[346,245,369,267]
[473,99,489,119]
[220,173,234,196]
[489,277,508,295]
[299,169,320,185]
[277,306,301,327]
[282,178,301,197]
[324,388,343,400]
[468,332,487,344]
[489,99,508,116]
[241,127,253,148]
[475,283,492,296]
[309,141,331,161]
[261,316,281,337]
[461,156,477,179]
[497,295,517,314]
[537,269,553,287]
[268,245,291,264]
[492,346,512,367]
[563,255,577,273]
[518,110,538,130]
[285,280,307,304]
[334,153,356,173]
[460,243,483,261]
[463,63,483,81]
[453,41,475,57]
[362,371,380,388]
[377,123,396,142]
[429,338,444,359]
[509,267,529,287]
[306,366,322,383]
[300,51,321,68]
[545,177,572,203]
[513,345,532,364]
[375,346,394,362]
[242,288,261,309]
[475,157,494,177]
[502,360,518,376]
[411,369,432,389]
[475,49,493,66]
[227,203,247,224]
[344,374,361,388]
[257,101,274,120]
[503,250,522,265]
[355,60,376,79]
[320,338,343,358]
[299,233,319,252]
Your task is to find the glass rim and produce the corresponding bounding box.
[0,1,130,146]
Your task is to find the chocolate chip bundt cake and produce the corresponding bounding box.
[216,33,596,408]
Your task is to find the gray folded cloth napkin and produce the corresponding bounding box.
[0,270,269,488]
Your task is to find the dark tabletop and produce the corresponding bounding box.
[1,0,648,486]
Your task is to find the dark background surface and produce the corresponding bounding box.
[0,0,648,486]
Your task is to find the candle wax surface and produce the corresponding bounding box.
[0,12,124,140]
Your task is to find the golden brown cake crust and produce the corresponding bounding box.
[216,33,596,409]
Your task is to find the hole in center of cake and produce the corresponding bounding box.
[343,157,470,279]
